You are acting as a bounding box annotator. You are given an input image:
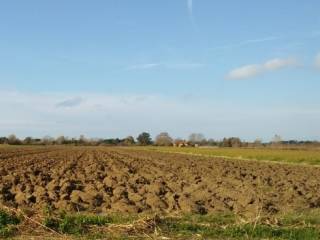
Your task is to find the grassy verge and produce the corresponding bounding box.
[38,211,320,239]
[133,146,320,165]
[0,209,318,239]
[43,212,140,235]
[160,212,320,240]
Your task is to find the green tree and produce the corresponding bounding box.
[23,137,33,145]
[137,132,152,145]
[124,136,135,145]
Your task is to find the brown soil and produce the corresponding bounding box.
[0,147,319,217]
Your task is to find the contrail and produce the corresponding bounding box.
[187,0,193,17]
[187,0,196,28]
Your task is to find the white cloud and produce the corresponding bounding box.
[0,91,212,138]
[0,91,319,140]
[263,58,298,71]
[226,57,299,80]
[315,53,320,69]
[226,64,263,80]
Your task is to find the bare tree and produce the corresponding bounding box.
[42,136,54,145]
[253,138,263,147]
[272,134,282,145]
[155,132,173,146]
[56,136,66,145]
[79,135,87,144]
[188,133,205,145]
[8,134,20,145]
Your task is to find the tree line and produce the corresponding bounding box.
[0,133,319,148]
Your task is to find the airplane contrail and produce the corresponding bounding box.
[187,0,196,28]
[187,0,193,17]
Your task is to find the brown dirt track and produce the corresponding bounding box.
[0,146,320,218]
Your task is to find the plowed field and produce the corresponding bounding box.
[0,146,320,218]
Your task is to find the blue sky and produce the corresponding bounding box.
[1,0,320,141]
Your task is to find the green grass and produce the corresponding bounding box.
[39,211,320,240]
[162,221,320,239]
[135,146,320,165]
[44,214,111,235]
[280,210,320,226]
[44,212,141,235]
[0,210,20,238]
[160,213,320,240]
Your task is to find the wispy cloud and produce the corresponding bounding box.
[264,58,299,71]
[226,64,263,80]
[243,36,280,44]
[212,36,280,51]
[167,63,206,69]
[126,62,205,71]
[56,97,84,108]
[126,63,161,71]
[226,57,299,80]
[311,30,320,37]
[315,53,320,69]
